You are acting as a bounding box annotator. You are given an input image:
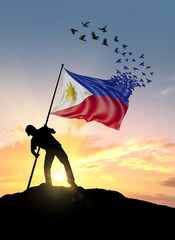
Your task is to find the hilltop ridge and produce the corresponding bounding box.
[0,184,174,236]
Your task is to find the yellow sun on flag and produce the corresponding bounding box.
[65,82,78,103]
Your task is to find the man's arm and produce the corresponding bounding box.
[31,144,40,158]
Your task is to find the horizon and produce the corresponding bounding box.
[0,0,175,207]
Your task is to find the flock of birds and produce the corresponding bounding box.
[71,21,117,46]
[70,21,154,94]
[112,47,154,93]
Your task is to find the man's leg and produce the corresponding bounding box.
[55,148,76,186]
[44,151,54,184]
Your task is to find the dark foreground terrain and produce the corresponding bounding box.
[0,184,174,236]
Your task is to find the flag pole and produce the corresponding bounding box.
[45,64,64,126]
[27,64,64,190]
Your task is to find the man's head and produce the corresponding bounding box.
[25,125,37,136]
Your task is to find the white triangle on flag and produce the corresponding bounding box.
[52,70,92,113]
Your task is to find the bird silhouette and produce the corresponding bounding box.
[115,48,119,53]
[102,38,108,46]
[140,54,144,59]
[146,66,151,69]
[129,52,133,55]
[79,35,86,41]
[133,67,139,71]
[141,72,146,76]
[81,21,90,27]
[132,59,136,62]
[150,72,154,75]
[70,28,78,34]
[124,66,129,70]
[122,52,127,57]
[114,36,119,42]
[137,83,141,87]
[98,24,107,32]
[91,32,99,40]
[139,62,145,66]
[146,78,152,83]
[116,59,122,63]
[122,44,128,49]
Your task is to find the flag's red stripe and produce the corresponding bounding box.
[51,95,128,130]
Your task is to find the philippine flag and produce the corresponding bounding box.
[51,68,130,130]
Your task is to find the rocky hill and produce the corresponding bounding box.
[0,184,174,236]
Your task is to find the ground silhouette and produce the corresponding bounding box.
[0,184,174,237]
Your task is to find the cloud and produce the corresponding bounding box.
[74,137,175,173]
[161,177,175,187]
[73,156,107,173]
[116,138,175,172]
[161,87,175,95]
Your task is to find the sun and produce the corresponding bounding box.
[65,82,78,103]
[53,172,65,183]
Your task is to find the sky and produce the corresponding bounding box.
[1,0,175,207]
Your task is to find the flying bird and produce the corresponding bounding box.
[102,38,108,46]
[132,58,136,62]
[122,44,128,49]
[81,21,90,27]
[91,32,99,40]
[150,72,154,75]
[124,66,129,70]
[137,83,141,87]
[115,48,119,53]
[70,28,78,34]
[122,52,127,57]
[98,24,107,32]
[79,35,86,41]
[140,54,144,59]
[146,66,151,69]
[116,59,122,63]
[141,72,146,76]
[129,52,133,55]
[146,78,152,83]
[114,36,119,42]
[139,62,145,66]
[133,67,139,71]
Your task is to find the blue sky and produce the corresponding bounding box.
[1,0,175,145]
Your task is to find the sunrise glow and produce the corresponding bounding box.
[53,172,65,183]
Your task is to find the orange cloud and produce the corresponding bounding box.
[74,137,175,173]
[161,177,175,188]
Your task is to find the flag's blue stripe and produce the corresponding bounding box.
[64,68,131,104]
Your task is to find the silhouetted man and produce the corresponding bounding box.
[25,125,77,188]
